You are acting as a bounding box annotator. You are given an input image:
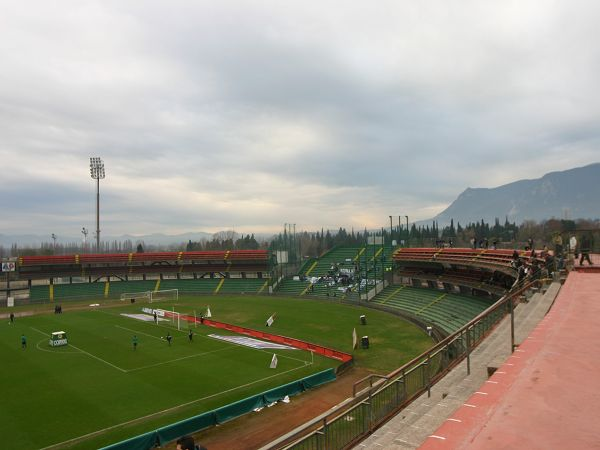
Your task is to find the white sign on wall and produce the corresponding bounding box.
[1,262,16,272]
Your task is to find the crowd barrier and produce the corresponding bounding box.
[99,369,336,450]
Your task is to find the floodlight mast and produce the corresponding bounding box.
[89,157,105,252]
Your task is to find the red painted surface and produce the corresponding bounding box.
[420,271,600,450]
[163,311,353,363]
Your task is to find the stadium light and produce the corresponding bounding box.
[81,227,88,252]
[90,157,106,252]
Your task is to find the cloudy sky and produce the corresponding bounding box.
[0,0,598,237]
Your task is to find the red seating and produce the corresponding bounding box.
[17,250,270,280]
[393,247,538,272]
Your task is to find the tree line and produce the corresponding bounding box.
[1,217,597,259]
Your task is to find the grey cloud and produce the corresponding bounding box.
[1,1,599,236]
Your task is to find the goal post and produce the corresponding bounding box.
[149,289,179,303]
[120,291,151,302]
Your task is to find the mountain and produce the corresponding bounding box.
[431,163,600,226]
[0,232,213,247]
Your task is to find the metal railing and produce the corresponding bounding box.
[261,278,541,450]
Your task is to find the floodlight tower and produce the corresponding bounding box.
[89,157,105,252]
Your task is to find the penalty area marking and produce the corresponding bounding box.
[117,320,313,366]
[38,362,312,450]
[126,347,235,373]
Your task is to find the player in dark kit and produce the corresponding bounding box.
[21,334,27,349]
[132,335,138,350]
[188,329,193,342]
[166,332,172,346]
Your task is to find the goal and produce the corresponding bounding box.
[150,289,179,303]
[120,291,151,302]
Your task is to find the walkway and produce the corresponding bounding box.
[420,271,600,449]
[357,280,561,449]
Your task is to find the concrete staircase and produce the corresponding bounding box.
[356,281,561,449]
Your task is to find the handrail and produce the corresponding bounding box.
[352,374,390,397]
[261,275,545,450]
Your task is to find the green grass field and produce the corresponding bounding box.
[0,295,432,449]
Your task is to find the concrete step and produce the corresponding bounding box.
[356,282,561,450]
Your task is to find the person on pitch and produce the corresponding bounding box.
[132,334,138,351]
[166,332,172,346]
[188,329,193,343]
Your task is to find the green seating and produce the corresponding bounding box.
[371,285,492,334]
[218,278,267,294]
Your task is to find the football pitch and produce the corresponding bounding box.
[0,295,432,449]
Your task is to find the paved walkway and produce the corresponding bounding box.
[420,271,600,449]
[356,280,562,449]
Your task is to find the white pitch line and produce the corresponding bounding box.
[30,326,127,373]
[115,324,177,341]
[38,362,311,450]
[114,311,312,365]
[126,347,234,373]
[67,342,127,373]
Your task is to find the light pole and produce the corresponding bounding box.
[405,215,409,247]
[51,233,57,252]
[90,157,105,253]
[389,216,393,247]
[82,227,88,252]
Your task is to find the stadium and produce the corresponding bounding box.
[1,234,599,449]
[2,2,600,450]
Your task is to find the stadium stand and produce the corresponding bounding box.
[14,250,271,302]
[370,286,492,334]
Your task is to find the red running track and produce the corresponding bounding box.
[420,271,600,450]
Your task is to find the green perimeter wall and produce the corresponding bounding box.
[29,278,269,302]
[99,368,336,450]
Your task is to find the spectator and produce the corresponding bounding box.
[570,235,578,258]
[552,233,563,257]
[579,234,594,266]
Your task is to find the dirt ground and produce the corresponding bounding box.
[163,366,372,450]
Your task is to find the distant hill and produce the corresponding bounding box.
[0,232,213,248]
[431,163,600,226]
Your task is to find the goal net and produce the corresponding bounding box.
[150,289,179,303]
[120,291,151,302]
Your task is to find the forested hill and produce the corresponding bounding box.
[432,163,600,225]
